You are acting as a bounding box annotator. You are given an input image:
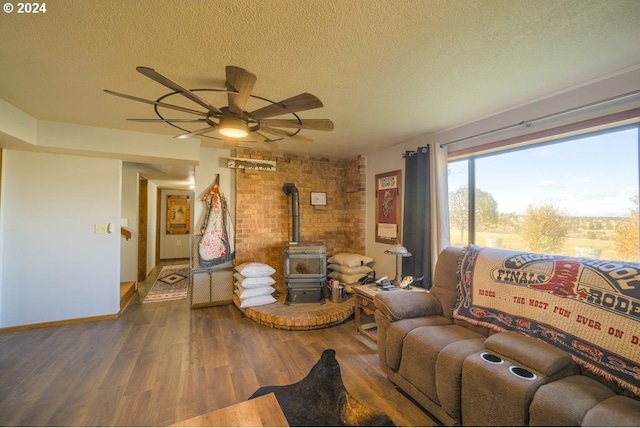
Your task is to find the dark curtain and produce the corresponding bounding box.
[402,146,432,289]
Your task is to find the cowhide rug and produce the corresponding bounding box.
[249,349,395,426]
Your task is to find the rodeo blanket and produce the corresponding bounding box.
[453,244,640,396]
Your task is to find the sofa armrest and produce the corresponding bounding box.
[374,291,443,322]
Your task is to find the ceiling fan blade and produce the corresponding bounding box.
[249,93,324,120]
[259,118,334,131]
[260,126,314,143]
[104,89,208,116]
[261,140,279,151]
[226,66,257,115]
[254,131,283,142]
[252,132,279,151]
[127,118,207,123]
[175,126,217,139]
[137,66,222,114]
[223,140,255,149]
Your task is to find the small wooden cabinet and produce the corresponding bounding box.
[191,266,233,308]
[190,234,233,308]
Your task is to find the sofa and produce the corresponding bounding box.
[374,246,640,426]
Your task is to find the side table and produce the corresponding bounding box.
[353,284,380,342]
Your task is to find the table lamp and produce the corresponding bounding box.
[385,243,412,286]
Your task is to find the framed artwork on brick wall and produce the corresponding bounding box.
[310,191,327,206]
[375,170,401,244]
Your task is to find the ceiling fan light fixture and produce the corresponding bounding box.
[107,66,333,147]
[218,115,249,138]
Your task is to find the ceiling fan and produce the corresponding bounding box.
[104,66,334,149]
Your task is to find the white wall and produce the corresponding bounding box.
[365,66,640,280]
[0,102,227,327]
[1,150,121,328]
[120,163,138,282]
[365,151,405,282]
[0,99,37,147]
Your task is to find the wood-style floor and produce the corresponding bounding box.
[0,260,437,427]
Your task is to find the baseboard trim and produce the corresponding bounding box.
[0,313,119,333]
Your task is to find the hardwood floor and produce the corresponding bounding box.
[0,261,436,427]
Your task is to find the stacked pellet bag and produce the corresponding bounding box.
[234,262,277,307]
[327,252,374,293]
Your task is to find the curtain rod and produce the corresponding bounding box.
[439,89,640,148]
[402,146,429,158]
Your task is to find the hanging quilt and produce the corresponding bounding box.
[199,176,235,268]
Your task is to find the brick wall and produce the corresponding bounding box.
[234,149,366,291]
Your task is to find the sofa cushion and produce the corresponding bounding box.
[435,337,486,421]
[453,317,491,337]
[384,316,452,371]
[485,331,576,377]
[398,325,486,406]
[529,375,615,426]
[429,246,464,319]
[583,395,640,426]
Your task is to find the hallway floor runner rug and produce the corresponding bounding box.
[143,265,189,303]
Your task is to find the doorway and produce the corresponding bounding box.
[137,176,148,282]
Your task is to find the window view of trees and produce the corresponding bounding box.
[449,185,499,242]
[520,201,568,253]
[613,196,640,260]
[448,124,640,261]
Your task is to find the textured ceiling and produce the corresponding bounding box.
[1,0,640,184]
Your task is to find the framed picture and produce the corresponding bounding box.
[310,191,327,206]
[166,195,190,234]
[375,170,401,244]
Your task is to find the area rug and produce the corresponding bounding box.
[249,349,395,426]
[143,265,189,303]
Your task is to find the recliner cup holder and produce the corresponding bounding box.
[480,352,504,364]
[509,365,537,380]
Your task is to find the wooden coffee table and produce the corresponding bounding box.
[170,392,288,427]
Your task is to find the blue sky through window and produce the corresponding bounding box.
[448,126,639,217]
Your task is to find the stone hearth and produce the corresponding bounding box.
[233,294,354,330]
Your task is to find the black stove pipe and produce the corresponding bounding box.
[283,183,300,243]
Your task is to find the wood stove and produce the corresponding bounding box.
[283,182,326,304]
[284,242,326,304]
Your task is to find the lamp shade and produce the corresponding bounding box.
[385,243,412,257]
